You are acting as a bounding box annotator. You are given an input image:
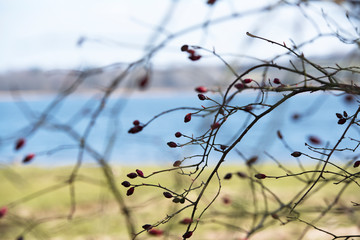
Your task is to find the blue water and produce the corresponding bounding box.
[0,91,358,166]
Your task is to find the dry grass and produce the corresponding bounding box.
[0,164,359,240]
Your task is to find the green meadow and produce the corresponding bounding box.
[0,164,359,240]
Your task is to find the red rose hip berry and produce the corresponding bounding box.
[243,78,252,84]
[136,169,144,178]
[195,86,207,93]
[354,161,360,168]
[0,206,7,218]
[15,138,26,151]
[22,153,35,163]
[184,113,192,123]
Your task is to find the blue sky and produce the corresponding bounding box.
[0,0,356,72]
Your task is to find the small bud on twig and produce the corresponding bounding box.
[142,224,153,230]
[198,94,206,101]
[183,231,193,238]
[254,173,267,179]
[167,142,178,148]
[126,187,135,196]
[163,192,173,198]
[121,181,131,187]
[273,78,281,84]
[173,160,181,167]
[291,151,302,157]
[181,45,189,52]
[127,172,138,179]
[224,173,232,180]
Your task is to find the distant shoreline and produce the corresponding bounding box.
[0,87,265,101]
[0,88,194,100]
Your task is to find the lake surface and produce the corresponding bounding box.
[0,91,358,167]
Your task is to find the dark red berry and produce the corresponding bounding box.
[175,132,182,138]
[189,55,201,61]
[237,172,247,178]
[167,142,178,148]
[148,228,163,236]
[181,45,189,52]
[136,169,144,178]
[163,192,173,198]
[195,86,208,93]
[338,118,346,125]
[291,151,302,157]
[336,113,343,119]
[142,224,153,230]
[273,78,281,84]
[343,111,348,117]
[128,125,143,134]
[271,213,279,219]
[211,122,220,130]
[15,138,25,151]
[243,78,252,84]
[121,181,131,187]
[133,120,140,125]
[222,196,231,205]
[184,113,192,123]
[198,94,206,100]
[246,156,258,166]
[23,153,35,163]
[292,113,301,120]
[173,160,181,167]
[234,83,244,89]
[0,206,7,218]
[126,187,135,196]
[179,218,193,224]
[187,49,195,55]
[344,95,354,103]
[207,0,216,5]
[138,74,149,89]
[354,160,360,168]
[224,173,232,180]
[244,105,253,112]
[183,231,193,238]
[127,172,138,179]
[254,173,267,179]
[308,136,321,145]
[277,130,283,139]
